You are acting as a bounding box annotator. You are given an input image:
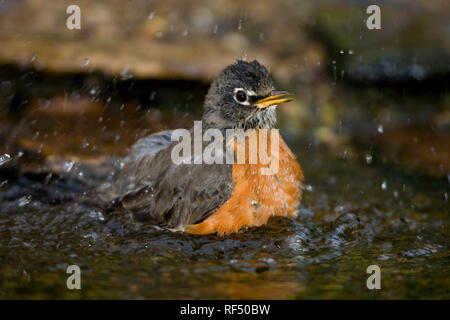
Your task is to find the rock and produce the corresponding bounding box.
[0,0,321,83]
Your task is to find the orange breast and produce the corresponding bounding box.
[185,129,303,235]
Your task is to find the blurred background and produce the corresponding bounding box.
[0,0,449,299]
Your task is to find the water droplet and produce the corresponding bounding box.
[120,64,133,80]
[381,180,387,190]
[63,161,74,173]
[82,58,89,67]
[92,210,105,221]
[365,154,372,164]
[182,28,188,36]
[348,49,354,55]
[18,195,32,207]
[213,24,218,34]
[340,50,344,54]
[332,64,337,85]
[238,18,242,30]
[0,154,11,166]
[90,88,96,95]
[148,12,155,20]
[30,54,37,62]
[43,173,52,184]
[377,124,384,134]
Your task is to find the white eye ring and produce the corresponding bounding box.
[233,88,256,105]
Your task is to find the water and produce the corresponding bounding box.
[0,72,448,299]
[0,119,448,299]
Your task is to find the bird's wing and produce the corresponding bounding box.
[113,130,234,229]
[125,130,174,162]
[114,130,174,196]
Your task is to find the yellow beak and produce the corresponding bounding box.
[253,91,292,109]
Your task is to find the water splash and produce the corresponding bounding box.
[377,124,384,134]
[0,154,11,166]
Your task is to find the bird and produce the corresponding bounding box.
[109,59,303,235]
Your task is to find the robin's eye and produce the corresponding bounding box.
[235,90,247,103]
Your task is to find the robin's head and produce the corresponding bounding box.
[202,60,292,130]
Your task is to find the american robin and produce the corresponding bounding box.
[111,60,303,235]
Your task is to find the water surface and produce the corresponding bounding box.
[0,106,448,299]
